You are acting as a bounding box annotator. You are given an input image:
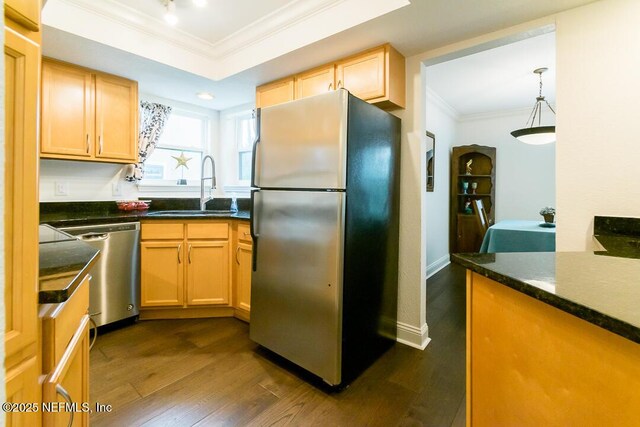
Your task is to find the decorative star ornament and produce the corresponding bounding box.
[172,152,192,169]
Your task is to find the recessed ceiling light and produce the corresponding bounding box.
[197,92,214,100]
[192,0,207,7]
[164,0,178,26]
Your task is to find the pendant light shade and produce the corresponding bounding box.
[511,68,556,145]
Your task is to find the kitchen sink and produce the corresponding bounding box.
[146,210,235,217]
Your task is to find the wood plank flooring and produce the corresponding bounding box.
[90,263,466,426]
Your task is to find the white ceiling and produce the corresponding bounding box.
[426,32,557,117]
[109,0,294,44]
[42,0,596,111]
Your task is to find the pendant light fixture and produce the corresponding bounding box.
[511,68,556,145]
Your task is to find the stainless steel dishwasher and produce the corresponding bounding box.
[60,222,140,327]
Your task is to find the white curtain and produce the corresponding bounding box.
[125,101,172,182]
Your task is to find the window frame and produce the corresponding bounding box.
[138,107,210,189]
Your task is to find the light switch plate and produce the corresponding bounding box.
[55,182,69,196]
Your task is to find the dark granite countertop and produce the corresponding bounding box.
[451,216,640,344]
[39,237,101,304]
[40,198,250,227]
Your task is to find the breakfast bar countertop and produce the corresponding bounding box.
[39,225,101,304]
[451,216,640,344]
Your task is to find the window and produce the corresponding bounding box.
[235,112,256,184]
[142,109,208,184]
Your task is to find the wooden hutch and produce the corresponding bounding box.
[450,145,496,253]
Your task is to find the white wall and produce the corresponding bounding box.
[219,102,254,196]
[555,0,640,250]
[424,89,457,276]
[457,109,556,222]
[39,93,221,202]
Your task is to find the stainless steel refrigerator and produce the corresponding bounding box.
[249,89,400,386]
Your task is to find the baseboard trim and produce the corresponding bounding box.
[427,255,450,279]
[396,321,431,350]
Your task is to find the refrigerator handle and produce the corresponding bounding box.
[250,108,261,188]
[250,188,260,272]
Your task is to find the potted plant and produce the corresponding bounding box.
[539,207,556,223]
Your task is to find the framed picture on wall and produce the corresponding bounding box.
[426,131,435,192]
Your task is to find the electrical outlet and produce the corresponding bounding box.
[112,181,123,197]
[55,181,69,196]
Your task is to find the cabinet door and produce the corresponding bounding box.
[336,48,385,101]
[5,0,41,32]
[4,27,39,367]
[141,241,185,307]
[256,77,294,108]
[457,214,482,253]
[295,65,335,100]
[95,73,138,162]
[5,357,40,427]
[235,242,252,313]
[41,60,94,158]
[187,241,230,306]
[43,316,90,427]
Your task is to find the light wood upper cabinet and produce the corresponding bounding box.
[187,242,230,305]
[256,44,405,110]
[95,74,138,161]
[295,65,335,100]
[5,0,41,32]
[41,58,138,164]
[336,49,385,101]
[41,61,93,158]
[141,241,185,307]
[336,44,405,109]
[256,77,295,108]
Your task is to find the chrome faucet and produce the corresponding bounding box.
[200,155,217,210]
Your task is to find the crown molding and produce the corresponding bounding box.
[458,103,556,122]
[43,0,410,81]
[426,86,460,121]
[58,0,215,58]
[55,0,345,60]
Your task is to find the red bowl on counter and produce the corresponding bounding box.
[116,200,151,211]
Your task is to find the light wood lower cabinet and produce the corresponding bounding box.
[41,275,91,427]
[140,241,185,307]
[140,221,231,313]
[140,220,253,321]
[467,272,640,426]
[187,241,230,305]
[43,316,90,427]
[5,357,40,427]
[233,222,253,321]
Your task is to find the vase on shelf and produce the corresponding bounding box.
[462,182,469,194]
[471,182,477,195]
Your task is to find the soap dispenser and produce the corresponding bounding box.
[230,196,238,213]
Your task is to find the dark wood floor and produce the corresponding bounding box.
[90,263,466,426]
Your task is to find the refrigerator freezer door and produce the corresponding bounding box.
[254,90,348,190]
[250,190,345,385]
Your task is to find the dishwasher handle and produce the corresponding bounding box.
[79,232,109,241]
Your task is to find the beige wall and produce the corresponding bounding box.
[555,0,640,250]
